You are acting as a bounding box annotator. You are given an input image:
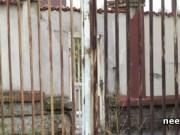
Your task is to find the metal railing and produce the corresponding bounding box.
[101,0,179,134]
[0,0,179,135]
[0,0,78,134]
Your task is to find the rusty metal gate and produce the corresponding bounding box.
[0,0,179,135]
[88,0,180,134]
[0,0,80,134]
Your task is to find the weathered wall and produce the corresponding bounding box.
[0,2,81,97]
[108,105,177,134]
[0,102,71,134]
[0,3,180,97]
[144,14,180,96]
[97,13,180,97]
[97,13,128,96]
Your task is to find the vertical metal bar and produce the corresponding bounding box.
[89,0,98,134]
[115,0,119,96]
[47,0,55,134]
[16,0,25,133]
[37,0,45,134]
[6,0,14,134]
[172,0,179,135]
[59,0,65,134]
[149,0,154,135]
[27,0,35,134]
[138,0,143,135]
[70,0,76,134]
[161,0,166,135]
[0,26,5,135]
[104,0,109,133]
[126,0,131,134]
[115,0,120,133]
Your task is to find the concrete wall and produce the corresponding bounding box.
[0,2,81,97]
[0,3,180,97]
[97,13,180,97]
[144,14,180,96]
[97,13,127,96]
